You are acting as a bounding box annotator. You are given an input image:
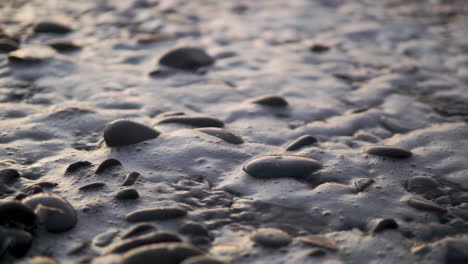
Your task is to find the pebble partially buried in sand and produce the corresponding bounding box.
[243,155,322,180]
[104,120,160,147]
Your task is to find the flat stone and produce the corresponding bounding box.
[251,227,292,248]
[284,135,318,151]
[121,224,157,239]
[243,155,322,179]
[181,256,224,264]
[79,182,106,191]
[33,21,72,34]
[126,207,187,222]
[195,127,243,144]
[408,176,444,199]
[408,197,447,213]
[155,115,224,128]
[122,172,140,186]
[46,40,80,52]
[104,120,160,147]
[65,161,92,174]
[121,243,202,264]
[370,218,398,233]
[353,178,375,193]
[159,47,214,70]
[105,231,182,254]
[247,95,288,107]
[96,159,122,174]
[115,189,140,200]
[364,145,412,158]
[298,235,338,251]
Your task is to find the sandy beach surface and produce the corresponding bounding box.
[1,0,468,263]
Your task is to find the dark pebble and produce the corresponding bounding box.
[35,181,58,188]
[310,44,330,53]
[251,227,292,248]
[247,95,288,107]
[15,184,44,200]
[308,248,327,257]
[195,127,243,144]
[121,243,202,264]
[79,182,106,191]
[371,218,398,233]
[284,135,318,151]
[408,197,447,213]
[298,235,337,251]
[364,145,412,158]
[0,227,33,257]
[106,231,182,254]
[353,178,375,193]
[104,120,160,147]
[181,256,224,264]
[33,21,71,34]
[92,229,119,247]
[116,189,139,200]
[65,161,92,174]
[22,193,77,232]
[155,115,224,128]
[179,221,210,237]
[0,168,21,184]
[0,38,19,53]
[159,47,214,70]
[407,176,444,199]
[126,207,187,222]
[96,159,122,174]
[445,238,468,263]
[243,155,322,179]
[46,40,81,52]
[121,224,157,239]
[122,172,140,186]
[0,201,36,231]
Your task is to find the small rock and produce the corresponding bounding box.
[179,221,210,237]
[159,47,214,70]
[46,40,80,52]
[122,172,140,186]
[22,193,77,232]
[104,120,160,147]
[155,115,224,128]
[298,235,337,251]
[181,256,224,264]
[445,238,468,263]
[96,159,122,174]
[195,127,243,144]
[0,227,33,257]
[243,155,322,180]
[308,248,327,257]
[0,38,19,53]
[353,178,375,193]
[8,46,55,64]
[121,243,202,264]
[247,95,288,107]
[126,207,187,222]
[370,218,398,233]
[33,21,71,34]
[0,168,21,185]
[251,227,292,248]
[116,189,140,200]
[408,197,447,213]
[364,145,412,158]
[93,229,120,247]
[121,224,157,239]
[310,44,330,53]
[0,201,37,231]
[65,161,92,174]
[79,182,106,191]
[407,176,444,199]
[284,135,318,151]
[105,231,182,254]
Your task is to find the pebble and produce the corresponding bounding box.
[8,46,55,64]
[96,159,122,174]
[179,221,210,237]
[0,38,19,53]
[126,207,188,222]
[308,248,327,257]
[16,256,59,264]
[284,135,318,151]
[251,227,292,248]
[65,161,92,174]
[121,224,157,239]
[445,238,468,263]
[407,197,447,213]
[79,182,106,191]
[155,115,224,128]
[122,172,140,186]
[93,229,119,247]
[247,95,288,107]
[0,168,20,184]
[195,127,243,144]
[115,189,140,200]
[353,178,375,193]
[121,243,202,264]
[243,155,322,179]
[370,218,398,233]
[104,120,160,147]
[407,176,444,199]
[33,21,72,34]
[46,40,81,52]
[105,231,182,254]
[181,256,224,264]
[159,47,214,70]
[0,227,33,257]
[310,44,330,53]
[22,193,77,232]
[298,235,338,251]
[363,145,412,158]
[0,201,37,231]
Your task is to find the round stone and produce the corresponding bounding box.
[104,120,160,147]
[251,227,292,248]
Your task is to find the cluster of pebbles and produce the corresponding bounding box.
[1,0,468,263]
